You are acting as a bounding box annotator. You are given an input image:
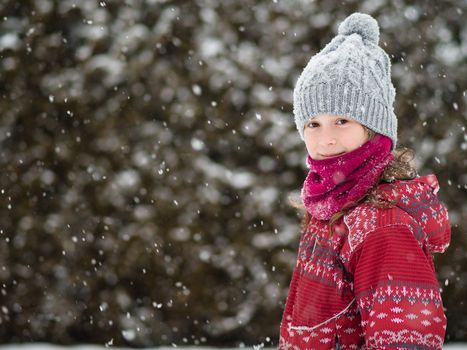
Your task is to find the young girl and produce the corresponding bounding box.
[279,13,451,349]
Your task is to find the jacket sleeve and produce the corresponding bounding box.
[350,224,447,350]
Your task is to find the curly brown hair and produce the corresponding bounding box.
[288,130,418,236]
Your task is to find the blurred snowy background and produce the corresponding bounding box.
[0,346,467,350]
[0,0,466,348]
[0,345,467,350]
[4,345,467,350]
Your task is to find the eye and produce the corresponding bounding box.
[306,121,320,128]
[336,119,348,125]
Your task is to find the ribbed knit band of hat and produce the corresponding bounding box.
[293,12,398,149]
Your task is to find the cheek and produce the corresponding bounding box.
[304,135,317,154]
[351,127,368,146]
[340,126,367,149]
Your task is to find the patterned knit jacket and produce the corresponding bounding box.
[279,175,451,350]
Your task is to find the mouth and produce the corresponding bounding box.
[320,152,345,159]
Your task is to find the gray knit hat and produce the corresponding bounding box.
[293,12,398,149]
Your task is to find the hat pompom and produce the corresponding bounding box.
[338,12,379,45]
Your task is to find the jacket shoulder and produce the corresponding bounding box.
[343,203,419,254]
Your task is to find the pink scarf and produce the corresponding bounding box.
[301,134,393,221]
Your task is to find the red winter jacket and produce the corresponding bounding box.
[279,175,451,350]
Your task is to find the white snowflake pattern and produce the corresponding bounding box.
[278,338,301,350]
[391,317,404,324]
[391,306,403,313]
[420,309,432,315]
[368,329,444,349]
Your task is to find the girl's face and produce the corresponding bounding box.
[304,113,369,160]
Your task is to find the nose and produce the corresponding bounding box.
[318,128,337,146]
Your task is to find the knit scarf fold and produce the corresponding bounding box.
[301,134,394,221]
